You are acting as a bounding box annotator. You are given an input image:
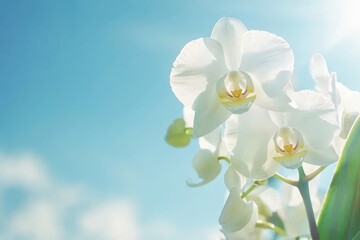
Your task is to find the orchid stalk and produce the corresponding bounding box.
[297,167,320,240]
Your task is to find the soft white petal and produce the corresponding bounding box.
[269,111,287,128]
[219,188,255,232]
[186,149,221,187]
[224,167,248,192]
[193,87,231,137]
[282,179,303,206]
[257,187,282,213]
[224,107,280,179]
[183,107,195,128]
[302,162,321,175]
[305,145,338,166]
[339,111,359,139]
[217,139,231,158]
[280,200,309,237]
[261,70,293,98]
[222,204,259,240]
[170,38,228,108]
[310,53,332,94]
[229,158,251,179]
[337,82,360,114]
[240,30,294,95]
[310,53,330,80]
[287,90,334,111]
[300,115,338,150]
[211,17,248,70]
[199,127,221,152]
[253,75,292,112]
[333,136,347,156]
[286,91,339,149]
[247,186,282,214]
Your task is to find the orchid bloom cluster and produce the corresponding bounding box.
[166,17,360,239]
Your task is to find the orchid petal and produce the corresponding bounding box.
[252,75,292,112]
[339,111,359,139]
[279,193,310,237]
[222,203,259,240]
[170,38,228,108]
[193,87,231,137]
[240,30,294,98]
[211,17,248,70]
[224,167,248,192]
[219,188,256,232]
[257,187,282,213]
[286,90,339,149]
[305,146,338,166]
[336,82,360,115]
[310,53,332,94]
[199,127,221,152]
[224,108,280,179]
[186,149,221,187]
[287,90,334,111]
[183,107,195,128]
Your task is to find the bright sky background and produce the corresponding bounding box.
[0,0,360,239]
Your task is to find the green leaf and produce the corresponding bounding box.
[165,118,192,147]
[352,231,360,240]
[318,116,360,240]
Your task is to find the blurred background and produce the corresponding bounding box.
[0,0,359,239]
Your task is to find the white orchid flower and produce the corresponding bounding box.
[170,17,294,137]
[219,188,258,233]
[310,53,360,154]
[225,90,339,176]
[269,90,339,169]
[221,202,261,240]
[187,127,229,187]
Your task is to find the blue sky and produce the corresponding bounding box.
[0,0,359,239]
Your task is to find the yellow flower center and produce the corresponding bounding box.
[283,144,294,154]
[272,127,308,169]
[273,127,304,157]
[231,89,242,98]
[216,71,256,114]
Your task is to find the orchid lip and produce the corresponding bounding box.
[272,127,307,169]
[273,150,307,169]
[273,127,304,156]
[216,71,256,114]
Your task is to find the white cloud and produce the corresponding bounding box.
[79,200,139,240]
[7,200,63,240]
[0,153,221,240]
[142,219,179,239]
[0,153,49,190]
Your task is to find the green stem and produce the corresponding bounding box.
[273,173,298,186]
[185,128,193,136]
[256,220,286,236]
[241,183,257,198]
[305,166,326,181]
[217,156,231,165]
[297,167,320,240]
